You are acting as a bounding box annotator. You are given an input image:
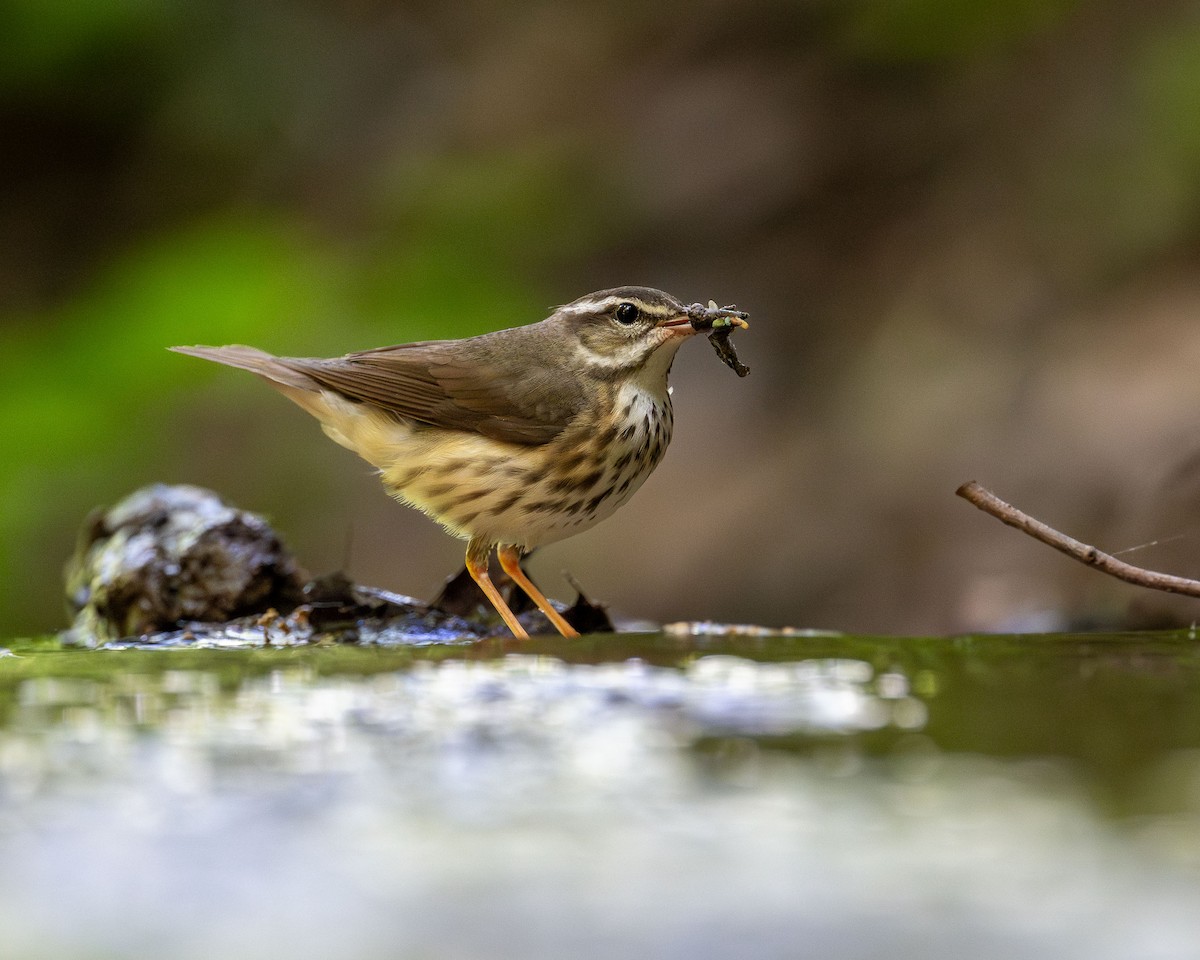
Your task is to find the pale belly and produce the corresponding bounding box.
[302,383,674,550]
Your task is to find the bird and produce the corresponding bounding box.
[171,286,749,639]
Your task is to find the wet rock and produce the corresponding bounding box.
[63,484,307,646]
[302,571,427,630]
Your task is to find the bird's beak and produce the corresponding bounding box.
[658,315,699,336]
[661,299,751,335]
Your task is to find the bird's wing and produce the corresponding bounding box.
[280,334,584,446]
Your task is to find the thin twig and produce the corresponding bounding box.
[956,480,1200,599]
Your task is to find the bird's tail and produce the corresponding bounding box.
[169,345,316,392]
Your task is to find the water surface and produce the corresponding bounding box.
[1,630,1198,959]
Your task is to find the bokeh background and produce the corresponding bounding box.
[7,0,1200,638]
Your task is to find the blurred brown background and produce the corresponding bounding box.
[6,0,1200,638]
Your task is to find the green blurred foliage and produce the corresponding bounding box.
[0,216,336,602]
[844,0,1081,62]
[1132,22,1200,236]
[0,0,169,89]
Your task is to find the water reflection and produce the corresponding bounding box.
[0,650,1197,959]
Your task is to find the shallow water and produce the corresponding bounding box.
[1,630,1199,959]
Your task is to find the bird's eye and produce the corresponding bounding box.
[614,302,639,325]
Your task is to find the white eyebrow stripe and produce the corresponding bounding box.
[632,301,679,317]
[559,297,621,315]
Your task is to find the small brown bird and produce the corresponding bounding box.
[172,286,749,639]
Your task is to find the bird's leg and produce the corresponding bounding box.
[466,539,529,639]
[497,545,581,638]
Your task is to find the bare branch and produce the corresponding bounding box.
[956,480,1200,599]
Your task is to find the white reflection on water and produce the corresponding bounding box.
[0,655,1196,960]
